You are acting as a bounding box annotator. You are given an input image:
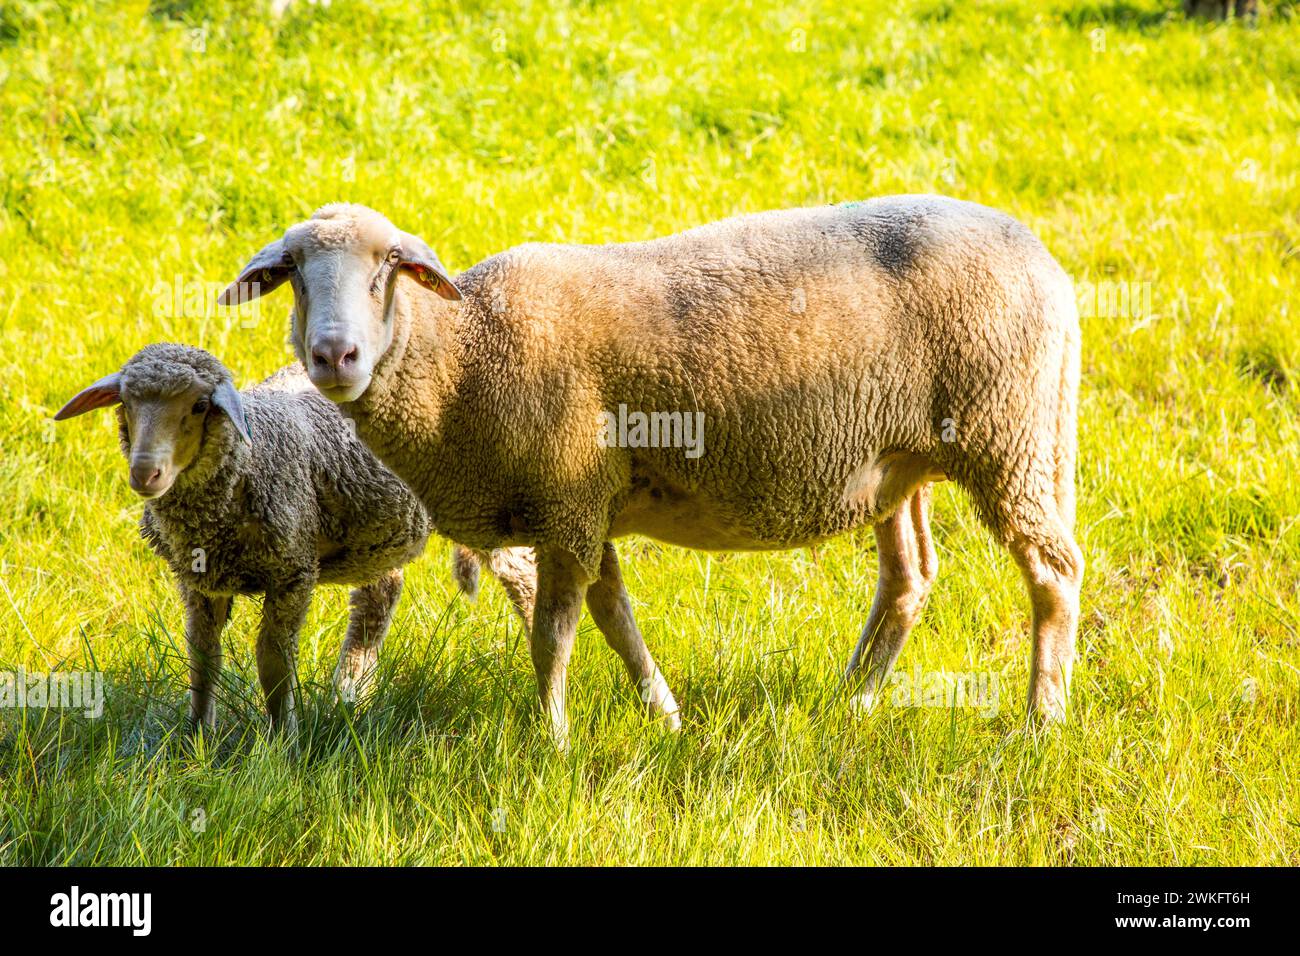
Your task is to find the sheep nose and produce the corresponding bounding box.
[311,338,359,373]
[129,461,165,496]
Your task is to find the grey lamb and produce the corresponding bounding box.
[55,343,533,734]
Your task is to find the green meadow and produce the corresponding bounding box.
[0,0,1297,864]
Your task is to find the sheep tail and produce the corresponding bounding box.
[451,544,481,601]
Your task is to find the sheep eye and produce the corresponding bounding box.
[192,399,210,415]
[387,249,401,264]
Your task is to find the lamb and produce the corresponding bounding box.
[218,195,1084,744]
[54,344,536,734]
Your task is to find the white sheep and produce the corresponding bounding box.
[220,195,1083,743]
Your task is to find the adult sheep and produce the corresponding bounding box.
[219,196,1084,744]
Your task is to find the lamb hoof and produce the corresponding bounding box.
[332,655,377,706]
[265,713,300,755]
[332,675,361,707]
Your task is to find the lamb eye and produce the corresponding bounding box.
[387,249,401,264]
[192,399,210,415]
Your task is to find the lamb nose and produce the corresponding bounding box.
[311,340,359,370]
[130,462,163,492]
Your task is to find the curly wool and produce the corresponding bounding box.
[340,196,1079,583]
[123,345,430,598]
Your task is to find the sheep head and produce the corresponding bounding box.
[218,204,460,403]
[55,344,250,499]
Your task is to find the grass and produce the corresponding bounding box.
[1,0,1298,865]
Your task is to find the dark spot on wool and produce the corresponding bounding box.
[847,211,925,279]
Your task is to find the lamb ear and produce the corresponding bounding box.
[217,238,293,306]
[212,380,252,445]
[53,372,123,420]
[398,231,461,301]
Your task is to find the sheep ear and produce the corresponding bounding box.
[217,238,293,306]
[54,372,123,420]
[212,380,252,445]
[398,231,461,301]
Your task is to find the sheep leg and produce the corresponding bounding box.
[486,547,538,630]
[256,581,313,737]
[585,542,680,730]
[334,568,403,705]
[1008,525,1083,722]
[529,550,589,749]
[183,589,231,731]
[844,485,938,712]
[453,545,537,630]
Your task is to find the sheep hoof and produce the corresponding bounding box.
[332,671,362,706]
[847,690,882,717]
[1027,678,1069,725]
[542,712,571,753]
[639,676,682,732]
[264,712,300,755]
[332,679,357,707]
[186,711,217,736]
[333,654,378,707]
[1027,695,1069,726]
